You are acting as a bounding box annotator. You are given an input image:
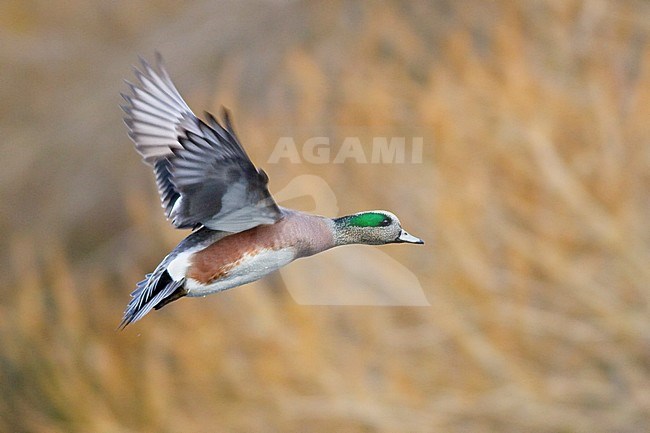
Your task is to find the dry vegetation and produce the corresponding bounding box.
[1,0,649,432]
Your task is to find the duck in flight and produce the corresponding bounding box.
[119,54,424,328]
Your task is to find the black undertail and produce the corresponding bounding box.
[154,284,188,310]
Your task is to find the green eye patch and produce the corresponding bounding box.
[347,212,390,227]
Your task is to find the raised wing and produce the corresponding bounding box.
[121,54,282,232]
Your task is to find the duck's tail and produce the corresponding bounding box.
[118,258,186,329]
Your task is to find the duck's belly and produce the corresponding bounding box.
[185,247,297,297]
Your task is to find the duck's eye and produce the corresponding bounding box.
[379,217,392,227]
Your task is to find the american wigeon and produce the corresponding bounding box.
[119,54,423,328]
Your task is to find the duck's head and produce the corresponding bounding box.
[333,210,424,246]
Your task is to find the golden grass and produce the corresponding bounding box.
[1,0,649,432]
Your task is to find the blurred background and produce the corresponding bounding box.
[1,0,649,432]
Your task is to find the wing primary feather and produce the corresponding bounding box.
[132,67,183,109]
[125,80,184,116]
